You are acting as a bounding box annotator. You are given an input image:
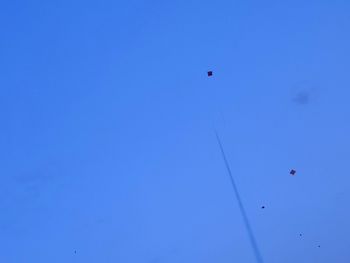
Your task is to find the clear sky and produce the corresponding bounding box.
[1,0,350,262]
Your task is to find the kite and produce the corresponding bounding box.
[261,206,265,209]
[290,169,296,175]
[207,71,213,76]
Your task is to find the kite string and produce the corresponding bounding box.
[214,130,264,263]
[207,72,263,262]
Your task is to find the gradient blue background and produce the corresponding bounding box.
[1,0,350,262]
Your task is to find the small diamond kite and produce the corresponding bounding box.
[207,71,213,76]
[290,169,296,175]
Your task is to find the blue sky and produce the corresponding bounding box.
[1,0,350,262]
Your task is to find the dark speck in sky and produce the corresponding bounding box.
[293,91,310,105]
